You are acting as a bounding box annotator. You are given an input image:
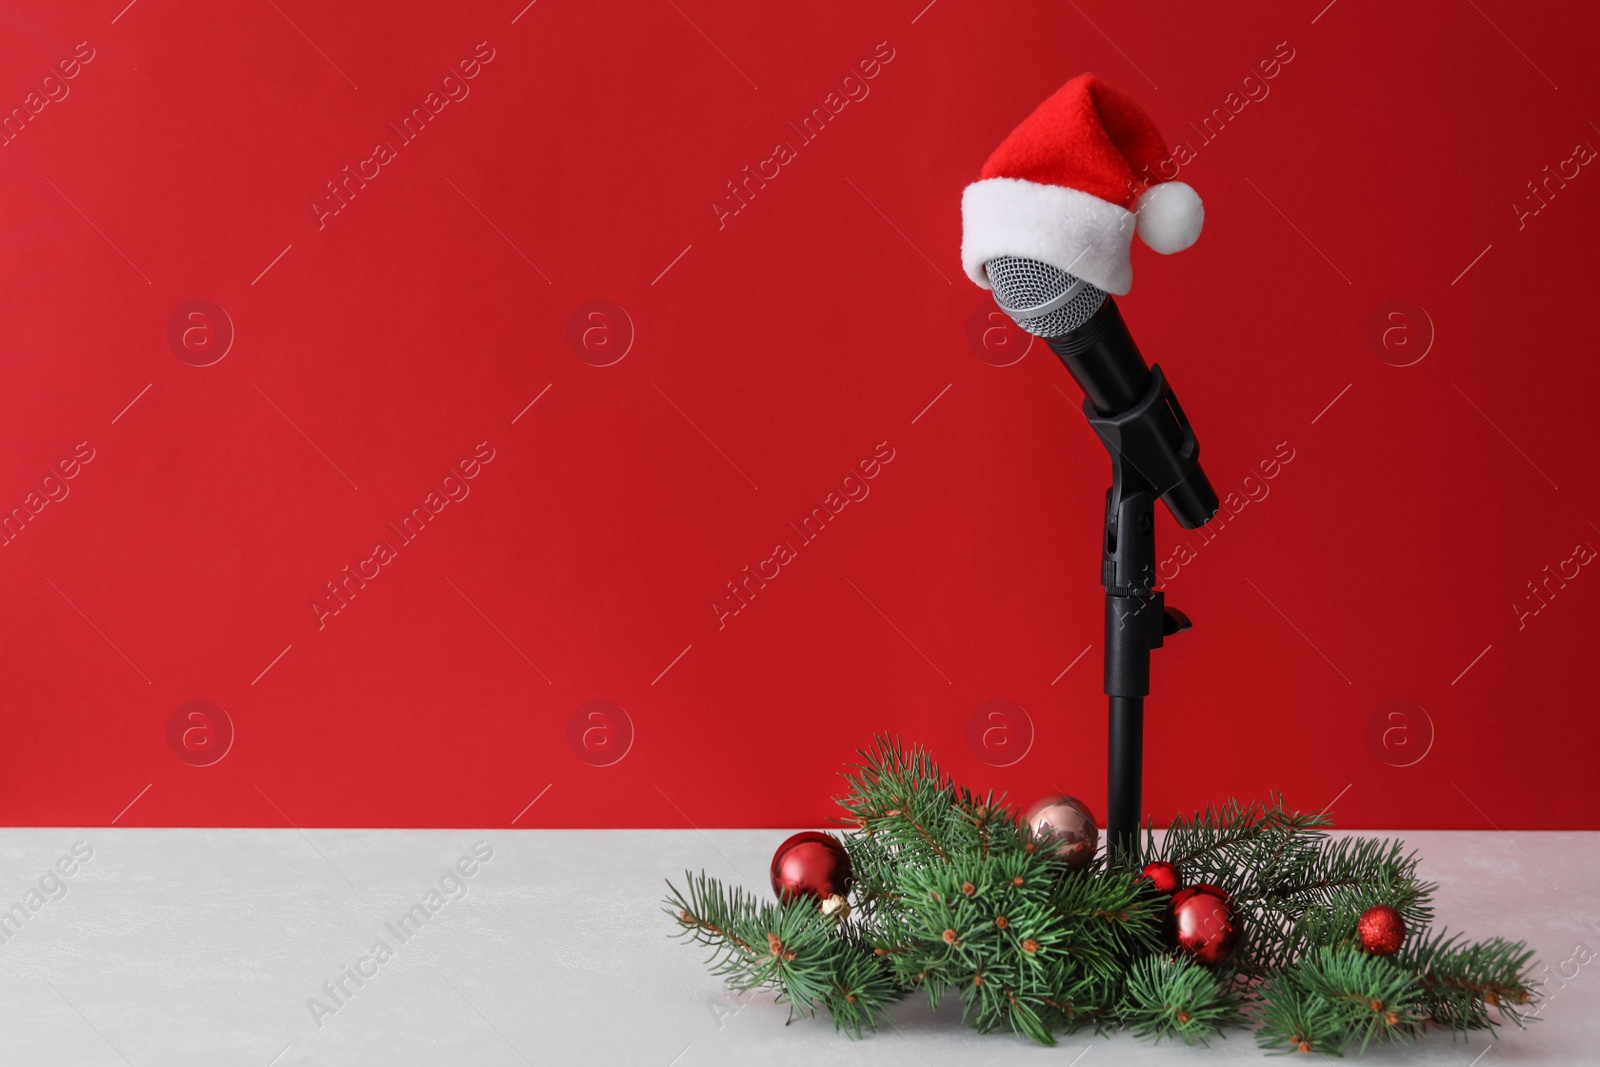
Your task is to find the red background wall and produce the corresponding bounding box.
[2,0,1596,830]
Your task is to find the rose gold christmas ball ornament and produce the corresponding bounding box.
[1022,795,1099,871]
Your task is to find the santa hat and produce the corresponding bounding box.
[961,74,1202,296]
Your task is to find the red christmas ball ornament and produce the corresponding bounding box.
[1168,883,1241,965]
[1357,904,1406,956]
[1140,860,1181,896]
[1023,795,1099,871]
[770,832,853,905]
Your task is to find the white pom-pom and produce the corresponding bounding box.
[1136,182,1203,254]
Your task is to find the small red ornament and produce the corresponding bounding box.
[770,831,853,904]
[1140,860,1181,896]
[1168,883,1241,965]
[1357,905,1406,956]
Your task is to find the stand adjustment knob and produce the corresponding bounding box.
[1162,607,1192,636]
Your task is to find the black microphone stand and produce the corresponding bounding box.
[1047,298,1217,865]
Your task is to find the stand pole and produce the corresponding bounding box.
[1106,695,1144,860]
[1100,486,1165,864]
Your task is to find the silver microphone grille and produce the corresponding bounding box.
[984,256,1107,338]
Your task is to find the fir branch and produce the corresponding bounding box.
[1156,796,1326,876]
[1241,861,1431,972]
[666,738,1542,1055]
[1400,929,1539,1033]
[1257,945,1425,1056]
[664,871,902,1035]
[1039,976,1121,1034]
[1121,956,1242,1044]
[1255,980,1346,1056]
[1053,867,1164,964]
[836,736,968,866]
[664,870,765,978]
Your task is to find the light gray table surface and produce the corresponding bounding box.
[0,828,1593,1065]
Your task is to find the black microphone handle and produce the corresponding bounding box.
[1044,297,1150,417]
[1044,298,1219,531]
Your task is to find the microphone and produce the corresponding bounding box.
[984,255,1219,531]
[962,74,1217,860]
